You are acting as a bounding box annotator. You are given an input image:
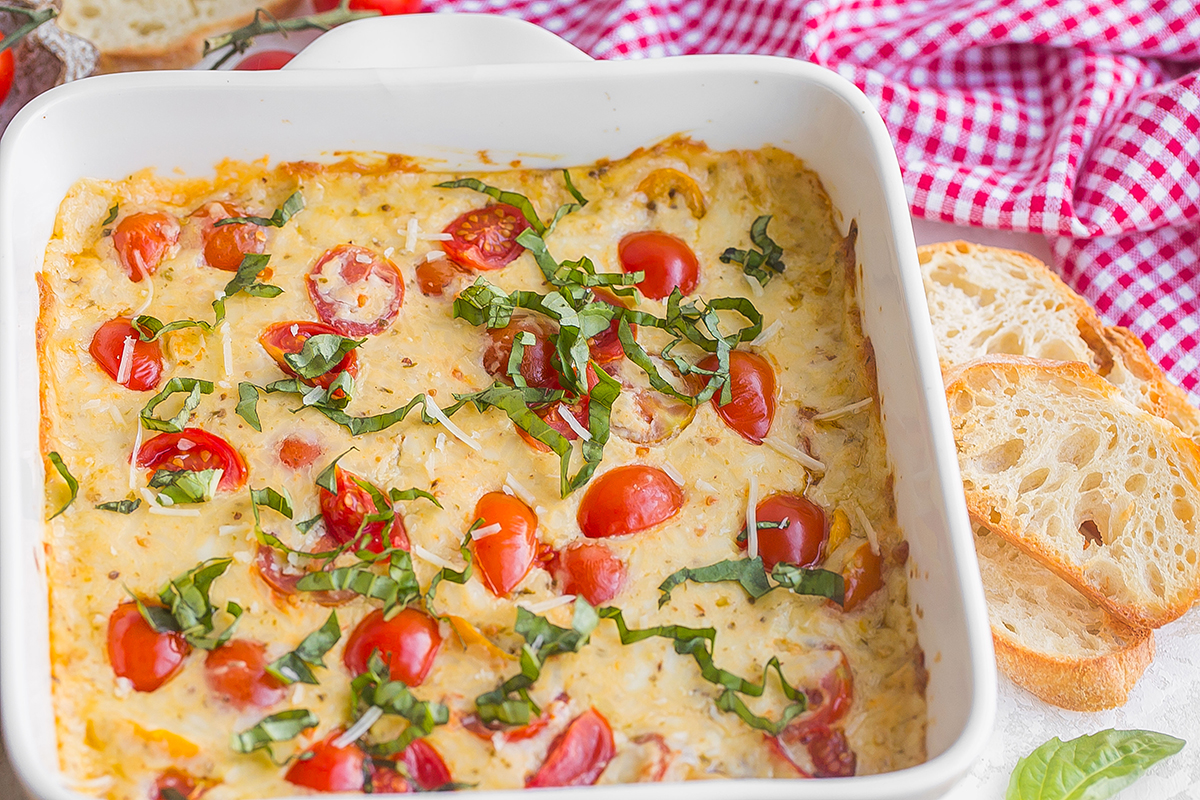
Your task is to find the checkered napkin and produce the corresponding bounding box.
[433,0,1200,402]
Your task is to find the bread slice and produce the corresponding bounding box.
[974,523,1154,711]
[58,0,303,72]
[919,241,1200,442]
[946,355,1200,629]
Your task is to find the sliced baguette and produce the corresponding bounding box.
[946,355,1200,629]
[919,241,1200,442]
[974,523,1154,711]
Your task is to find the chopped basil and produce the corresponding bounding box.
[95,498,142,514]
[720,215,786,286]
[771,563,845,605]
[251,486,294,519]
[46,451,78,520]
[102,204,119,226]
[231,708,319,755]
[296,514,323,534]
[266,611,341,685]
[424,531,473,614]
[132,314,212,343]
[235,382,263,431]
[350,653,450,756]
[158,789,188,800]
[149,468,221,506]
[388,487,441,508]
[315,449,355,493]
[213,254,281,324]
[434,178,547,235]
[213,191,304,228]
[515,229,639,290]
[658,556,845,607]
[140,377,213,433]
[296,548,421,616]
[283,333,364,380]
[137,557,241,650]
[1007,729,1185,800]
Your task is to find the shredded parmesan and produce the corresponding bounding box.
[522,595,576,615]
[301,384,325,406]
[425,395,482,452]
[558,405,592,441]
[695,477,717,493]
[148,506,202,518]
[138,488,156,505]
[471,523,503,540]
[425,249,446,262]
[813,397,874,422]
[82,399,104,410]
[743,273,765,298]
[661,460,685,486]
[435,432,446,452]
[413,544,454,570]
[854,504,881,555]
[332,706,383,749]
[405,218,420,253]
[221,322,233,378]
[746,475,759,560]
[763,437,826,472]
[504,473,537,507]
[383,247,395,259]
[128,422,145,490]
[419,232,453,241]
[115,335,136,385]
[107,405,125,426]
[218,525,245,537]
[750,320,783,347]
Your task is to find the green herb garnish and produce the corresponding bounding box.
[296,547,421,616]
[213,191,304,228]
[135,557,241,650]
[266,611,341,686]
[349,653,450,756]
[1007,729,1185,800]
[101,204,119,226]
[283,333,364,380]
[424,530,474,614]
[720,215,785,286]
[251,486,294,519]
[96,498,142,514]
[140,377,213,433]
[230,708,319,756]
[658,556,845,608]
[135,253,280,342]
[46,451,78,520]
[149,468,222,505]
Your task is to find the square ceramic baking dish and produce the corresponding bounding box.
[0,14,995,800]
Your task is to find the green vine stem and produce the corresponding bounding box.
[0,4,59,56]
[202,1,381,69]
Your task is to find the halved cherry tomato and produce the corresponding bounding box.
[577,465,683,539]
[773,724,856,778]
[801,647,854,729]
[0,50,13,107]
[319,465,408,553]
[415,257,460,296]
[277,433,322,470]
[253,536,357,607]
[587,288,633,364]
[307,244,405,336]
[313,0,421,11]
[113,211,180,282]
[618,231,699,299]
[152,768,205,800]
[136,429,247,492]
[740,494,827,571]
[204,639,286,710]
[551,542,626,605]
[88,317,164,392]
[107,602,190,693]
[841,542,883,612]
[526,708,615,788]
[190,201,266,271]
[607,355,695,444]
[259,320,359,393]
[233,49,296,70]
[517,397,589,453]
[284,730,362,792]
[370,738,453,792]
[482,314,562,391]
[698,350,776,444]
[471,492,539,597]
[342,607,442,685]
[442,204,531,272]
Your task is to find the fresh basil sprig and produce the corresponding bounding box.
[720,215,786,286]
[1007,729,1185,800]
[266,611,341,686]
[46,451,78,520]
[231,708,319,758]
[140,377,213,433]
[349,653,451,756]
[658,556,845,608]
[96,498,141,514]
[213,191,304,228]
[135,557,241,650]
[149,468,222,505]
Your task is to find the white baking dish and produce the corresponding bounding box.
[0,15,994,800]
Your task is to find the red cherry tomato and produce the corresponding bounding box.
[190,201,267,271]
[588,288,633,364]
[313,0,421,11]
[698,350,776,444]
[841,542,883,612]
[319,465,408,553]
[516,397,589,453]
[415,257,460,296]
[284,730,362,792]
[442,204,532,272]
[772,724,856,778]
[526,708,615,788]
[740,494,827,571]
[577,465,683,539]
[136,429,247,492]
[343,607,442,685]
[113,212,180,282]
[253,536,357,607]
[551,542,626,605]
[259,320,359,394]
[618,231,699,299]
[88,317,164,392]
[233,49,296,70]
[307,244,405,336]
[204,639,286,710]
[151,768,204,800]
[277,433,323,470]
[370,738,453,791]
[482,314,562,390]
[106,602,190,693]
[471,492,539,597]
[0,50,13,106]
[800,647,854,729]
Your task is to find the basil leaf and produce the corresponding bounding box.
[149,468,221,505]
[235,382,263,431]
[140,377,213,433]
[388,487,441,509]
[251,486,294,520]
[564,364,620,494]
[214,254,279,323]
[267,611,341,685]
[771,563,845,605]
[132,314,212,343]
[351,653,451,756]
[314,393,430,436]
[545,169,589,234]
[231,708,319,754]
[315,449,355,493]
[297,549,421,616]
[46,451,78,520]
[658,557,773,608]
[283,333,364,380]
[562,168,588,207]
[214,191,304,228]
[144,557,240,649]
[424,532,473,613]
[159,789,187,800]
[435,178,545,235]
[719,215,786,285]
[296,514,323,535]
[1007,729,1185,800]
[102,204,119,226]
[96,498,141,514]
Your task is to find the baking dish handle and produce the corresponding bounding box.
[285,14,593,70]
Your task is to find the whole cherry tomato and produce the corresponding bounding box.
[88,317,164,392]
[698,350,776,444]
[106,602,190,693]
[0,50,13,107]
[577,465,683,539]
[259,320,359,393]
[526,708,616,787]
[151,768,205,800]
[342,607,442,685]
[113,211,180,282]
[204,639,286,710]
[471,492,539,597]
[587,288,633,364]
[482,314,562,391]
[442,204,531,271]
[136,428,247,492]
[741,494,827,571]
[415,257,460,296]
[841,542,883,612]
[319,465,408,553]
[284,730,362,792]
[191,201,266,271]
[618,231,699,299]
[551,541,626,605]
[253,535,357,607]
[313,0,421,11]
[233,49,296,70]
[277,433,323,470]
[307,244,405,336]
[369,738,454,791]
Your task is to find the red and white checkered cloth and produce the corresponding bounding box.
[430,0,1200,402]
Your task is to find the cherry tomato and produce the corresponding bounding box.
[482,313,562,391]
[516,397,588,453]
[698,350,776,444]
[587,288,633,364]
[151,768,205,800]
[343,607,442,685]
[253,536,357,607]
[319,465,408,553]
[577,465,683,539]
[370,738,453,791]
[801,647,853,729]
[313,0,421,11]
[88,317,164,392]
[277,433,323,470]
[606,356,695,444]
[106,602,190,693]
[740,494,827,571]
[415,257,460,296]
[0,50,13,107]
[841,542,883,612]
[442,204,531,272]
[233,49,296,70]
[773,724,856,778]
[203,639,286,710]
[526,708,615,788]
[113,211,180,282]
[284,730,362,792]
[190,201,267,271]
[259,320,359,394]
[551,542,626,605]
[136,429,247,492]
[471,492,539,597]
[307,244,405,336]
[463,709,551,743]
[618,231,699,299]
